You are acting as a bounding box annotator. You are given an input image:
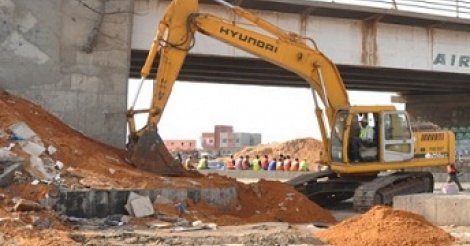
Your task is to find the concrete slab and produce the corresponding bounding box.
[394,193,470,226]
[50,186,238,218]
[130,196,154,218]
[0,162,23,187]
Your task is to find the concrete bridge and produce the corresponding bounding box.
[131,0,470,95]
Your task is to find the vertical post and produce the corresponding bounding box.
[311,89,329,162]
[392,0,398,10]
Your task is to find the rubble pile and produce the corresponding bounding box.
[316,206,455,246]
[235,138,323,171]
[0,91,337,243]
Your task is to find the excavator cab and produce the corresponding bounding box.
[330,107,415,166]
[327,106,453,174]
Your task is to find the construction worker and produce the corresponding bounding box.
[283,155,292,171]
[226,155,236,170]
[299,159,309,171]
[261,155,269,170]
[252,155,261,171]
[447,163,464,191]
[242,155,250,170]
[290,158,300,171]
[359,117,374,142]
[268,158,277,171]
[197,155,208,170]
[235,156,243,170]
[184,156,194,170]
[276,157,284,171]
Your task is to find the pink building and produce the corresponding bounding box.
[164,140,196,152]
[201,133,215,150]
[201,125,261,156]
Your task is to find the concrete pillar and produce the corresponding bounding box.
[403,94,470,128]
[0,0,134,148]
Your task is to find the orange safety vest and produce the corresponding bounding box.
[226,159,235,170]
[447,164,457,174]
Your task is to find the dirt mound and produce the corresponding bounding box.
[0,91,233,189]
[316,206,455,246]
[234,138,323,170]
[153,178,336,225]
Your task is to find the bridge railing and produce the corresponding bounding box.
[326,0,470,19]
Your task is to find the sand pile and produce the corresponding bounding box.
[316,206,455,246]
[235,138,323,170]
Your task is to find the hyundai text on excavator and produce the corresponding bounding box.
[127,0,456,210]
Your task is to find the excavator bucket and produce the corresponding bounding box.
[128,128,186,176]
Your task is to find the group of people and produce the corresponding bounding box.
[226,154,309,172]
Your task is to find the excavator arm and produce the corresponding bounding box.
[127,0,349,174]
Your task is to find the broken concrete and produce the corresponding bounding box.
[21,141,46,156]
[49,186,237,218]
[130,196,154,218]
[0,162,23,187]
[0,149,22,163]
[9,122,37,140]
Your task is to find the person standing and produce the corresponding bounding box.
[283,155,292,171]
[235,156,243,170]
[299,159,309,171]
[242,155,250,170]
[290,158,300,171]
[261,155,269,170]
[197,155,208,170]
[226,155,236,170]
[276,158,284,171]
[252,155,261,171]
[447,163,464,191]
[184,156,194,170]
[268,158,277,171]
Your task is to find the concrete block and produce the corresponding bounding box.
[435,196,470,226]
[21,141,45,156]
[0,149,22,163]
[9,122,37,140]
[0,162,23,187]
[130,196,154,218]
[394,193,470,226]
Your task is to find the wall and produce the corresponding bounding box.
[0,0,133,148]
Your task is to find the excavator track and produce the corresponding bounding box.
[287,171,373,206]
[288,171,434,209]
[353,171,434,211]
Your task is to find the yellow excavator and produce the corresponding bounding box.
[127,0,456,210]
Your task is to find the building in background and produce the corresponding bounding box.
[201,125,262,156]
[164,140,196,152]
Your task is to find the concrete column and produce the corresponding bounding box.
[0,0,134,148]
[402,94,470,128]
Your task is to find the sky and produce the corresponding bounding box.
[127,80,404,147]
